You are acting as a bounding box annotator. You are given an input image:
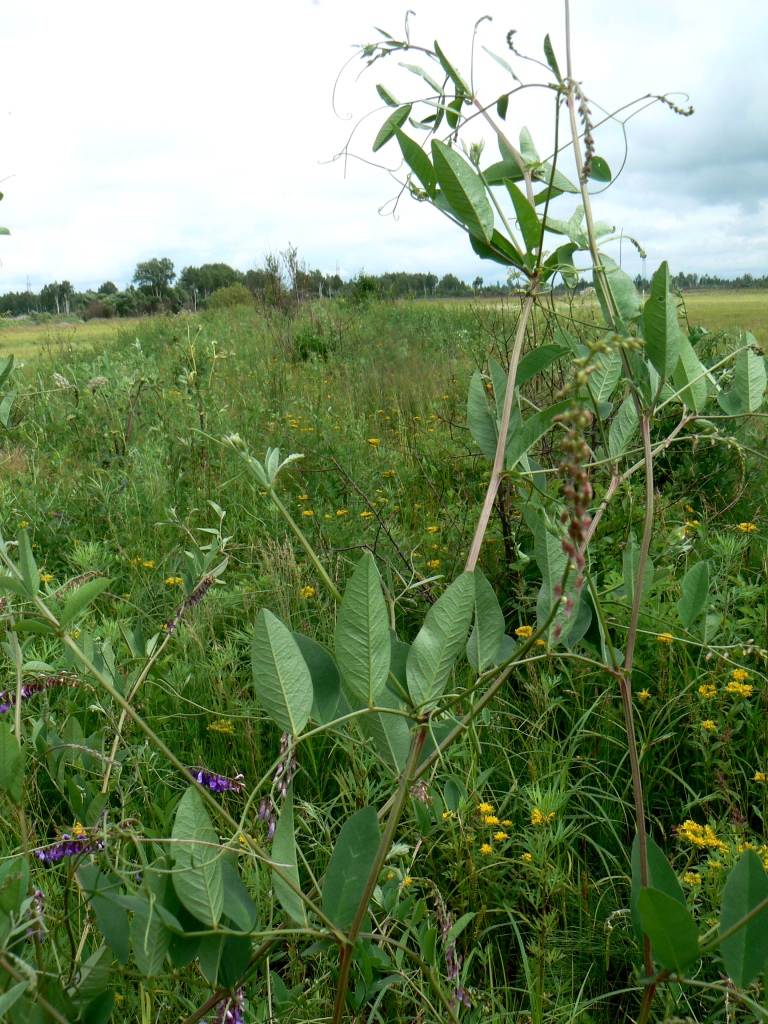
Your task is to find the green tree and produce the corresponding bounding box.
[132,257,176,298]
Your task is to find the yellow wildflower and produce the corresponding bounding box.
[683,872,702,886]
[165,576,184,586]
[501,819,512,827]
[483,815,500,826]
[639,689,651,701]
[530,808,544,826]
[731,669,750,683]
[73,822,87,838]
[535,639,546,647]
[725,681,753,698]
[366,438,381,446]
[386,872,394,880]
[300,586,315,600]
[515,625,534,639]
[302,510,314,517]
[656,632,674,644]
[676,820,727,851]
[521,853,533,863]
[297,494,309,501]
[403,876,413,887]
[426,559,440,570]
[738,523,757,533]
[478,803,494,814]
[382,470,396,478]
[480,843,493,856]
[442,811,456,820]
[427,526,439,534]
[698,684,717,698]
[336,509,348,516]
[19,520,29,528]
[208,719,235,735]
[755,772,767,782]
[360,511,374,519]
[494,831,508,841]
[701,720,716,731]
[142,560,155,568]
[39,573,54,583]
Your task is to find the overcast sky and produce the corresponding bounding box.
[1,0,766,293]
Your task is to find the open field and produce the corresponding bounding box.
[0,316,132,361]
[0,296,766,1022]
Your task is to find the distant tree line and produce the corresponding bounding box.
[1,251,766,321]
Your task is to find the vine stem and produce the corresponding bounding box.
[331,723,428,1024]
[465,291,537,573]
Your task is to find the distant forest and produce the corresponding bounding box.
[2,247,767,320]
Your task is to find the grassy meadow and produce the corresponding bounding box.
[0,290,767,1023]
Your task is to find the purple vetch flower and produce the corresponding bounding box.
[167,573,217,636]
[190,768,245,794]
[205,987,245,1024]
[273,732,297,799]
[0,673,80,714]
[257,796,277,839]
[35,833,103,866]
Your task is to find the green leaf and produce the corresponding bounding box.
[447,911,476,945]
[171,787,224,928]
[467,569,504,673]
[0,722,24,804]
[17,528,39,597]
[432,140,494,244]
[221,860,258,932]
[469,229,524,268]
[197,933,252,988]
[672,335,710,412]
[0,982,27,1016]
[543,34,562,81]
[372,104,412,153]
[395,129,437,196]
[482,46,518,81]
[407,572,475,709]
[252,609,314,736]
[608,395,639,460]
[376,84,399,107]
[505,180,542,253]
[642,262,682,381]
[505,398,574,471]
[364,687,411,773]
[638,887,700,971]
[533,517,586,647]
[0,355,14,388]
[735,339,767,412]
[519,127,540,168]
[59,578,110,629]
[322,806,381,930]
[0,391,15,429]
[0,856,29,914]
[445,95,463,130]
[82,991,115,1024]
[630,833,686,945]
[433,40,470,94]
[517,345,569,387]
[398,62,442,93]
[497,93,509,120]
[589,156,611,182]
[587,347,622,404]
[678,561,709,629]
[131,896,172,976]
[292,633,341,725]
[335,552,390,706]
[78,867,131,966]
[272,783,307,926]
[0,575,30,598]
[467,371,499,461]
[594,254,642,327]
[622,532,654,606]
[717,389,742,416]
[719,850,768,988]
[0,228,9,237]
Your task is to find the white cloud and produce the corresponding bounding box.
[0,0,765,291]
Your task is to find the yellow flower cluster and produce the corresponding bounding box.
[737,841,768,871]
[483,815,500,826]
[336,509,348,516]
[208,719,235,736]
[738,522,757,533]
[675,820,727,851]
[300,586,315,600]
[366,438,381,446]
[360,511,374,519]
[755,772,767,782]
[521,852,533,863]
[698,683,717,698]
[165,576,184,586]
[381,470,396,478]
[515,625,533,639]
[639,689,651,701]
[302,510,314,517]
[427,525,439,534]
[730,668,750,683]
[725,680,753,697]
[478,803,493,814]
[531,808,555,826]
[701,720,716,731]
[656,632,675,644]
[480,843,493,856]
[426,559,440,570]
[683,872,702,886]
[39,572,54,583]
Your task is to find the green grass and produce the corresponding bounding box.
[0,296,766,1023]
[0,315,131,361]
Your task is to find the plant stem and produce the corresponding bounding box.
[465,292,537,572]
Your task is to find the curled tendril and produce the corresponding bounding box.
[653,94,694,117]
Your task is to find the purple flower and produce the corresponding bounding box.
[190,768,245,794]
[273,732,296,799]
[167,574,217,635]
[205,988,244,1024]
[0,673,79,714]
[35,833,103,866]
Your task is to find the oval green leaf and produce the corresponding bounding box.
[252,609,313,736]
[431,140,494,244]
[171,787,223,928]
[720,850,768,989]
[407,572,475,709]
[638,887,700,972]
[678,560,709,629]
[322,806,381,930]
[335,552,390,706]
